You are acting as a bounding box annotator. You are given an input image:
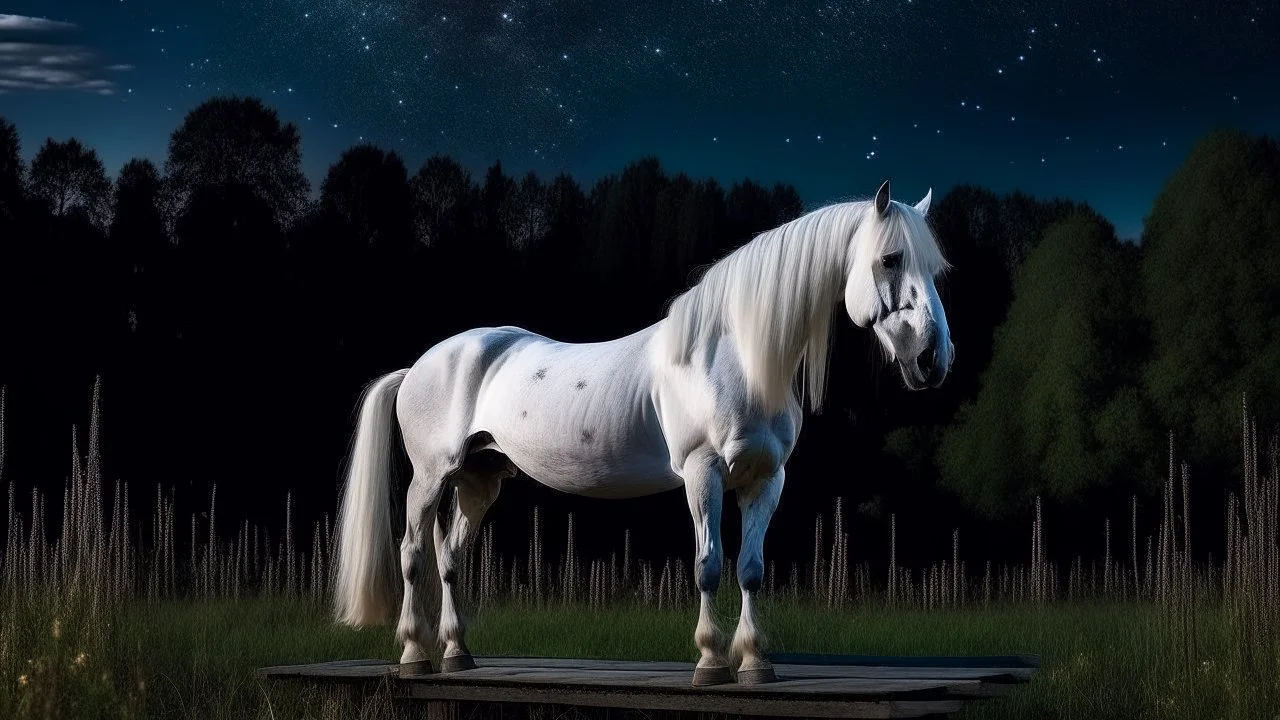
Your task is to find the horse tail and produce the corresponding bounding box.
[334,368,410,627]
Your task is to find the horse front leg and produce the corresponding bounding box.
[731,468,784,684]
[682,452,731,686]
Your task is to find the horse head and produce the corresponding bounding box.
[844,180,954,390]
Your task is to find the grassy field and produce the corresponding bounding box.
[2,387,1279,718]
[4,591,1277,720]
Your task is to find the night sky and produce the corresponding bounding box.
[2,1,1276,240]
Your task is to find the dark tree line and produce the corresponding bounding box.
[0,97,1276,569]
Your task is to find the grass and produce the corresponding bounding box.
[6,593,1275,719]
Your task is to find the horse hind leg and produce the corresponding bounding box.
[397,463,450,675]
[435,452,510,671]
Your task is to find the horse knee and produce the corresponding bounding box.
[737,556,763,592]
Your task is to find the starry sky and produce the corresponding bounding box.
[1,1,1276,240]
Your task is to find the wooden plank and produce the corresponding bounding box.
[477,656,694,672]
[777,663,1034,683]
[407,667,977,698]
[257,656,1032,688]
[256,658,398,681]
[767,653,1041,669]
[256,654,1036,716]
[474,656,1033,683]
[400,682,965,719]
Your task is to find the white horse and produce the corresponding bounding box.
[333,180,953,685]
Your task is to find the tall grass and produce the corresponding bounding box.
[1,380,1278,717]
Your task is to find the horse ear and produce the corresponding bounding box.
[874,179,891,216]
[914,188,932,217]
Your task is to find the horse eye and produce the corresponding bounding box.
[881,252,903,270]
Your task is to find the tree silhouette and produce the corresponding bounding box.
[410,155,474,249]
[1140,128,1280,474]
[937,213,1153,517]
[163,96,309,229]
[0,116,22,222]
[28,137,111,229]
[528,173,589,331]
[320,144,414,252]
[502,171,550,255]
[593,157,668,324]
[109,159,168,337]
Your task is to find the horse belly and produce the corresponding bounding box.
[475,352,682,499]
[485,414,681,498]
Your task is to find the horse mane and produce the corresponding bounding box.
[657,197,948,413]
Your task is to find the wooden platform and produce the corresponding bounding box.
[258,653,1039,718]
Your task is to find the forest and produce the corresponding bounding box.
[0,96,1277,570]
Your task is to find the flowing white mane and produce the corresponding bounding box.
[657,197,948,413]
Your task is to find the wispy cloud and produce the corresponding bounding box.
[0,17,130,95]
[0,14,77,32]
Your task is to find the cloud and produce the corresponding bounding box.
[0,18,130,95]
[0,14,77,32]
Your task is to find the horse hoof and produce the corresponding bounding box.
[692,664,733,686]
[398,659,436,677]
[441,653,477,673]
[736,658,776,684]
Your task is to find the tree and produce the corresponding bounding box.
[320,144,414,251]
[653,173,695,291]
[502,171,550,253]
[477,162,516,251]
[1140,129,1280,473]
[410,155,473,249]
[768,183,805,227]
[937,213,1154,517]
[111,159,165,256]
[109,158,168,336]
[28,137,111,228]
[163,96,309,229]
[0,116,22,221]
[594,157,666,282]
